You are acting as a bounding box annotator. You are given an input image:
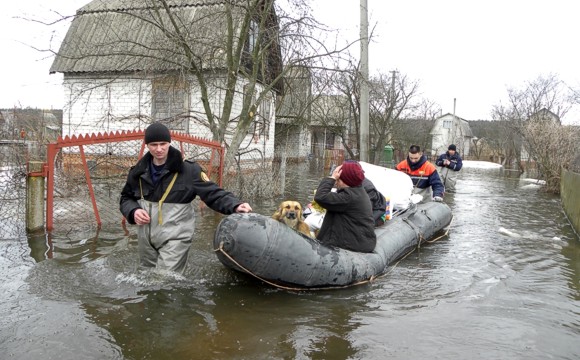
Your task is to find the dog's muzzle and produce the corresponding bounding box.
[285,211,297,220]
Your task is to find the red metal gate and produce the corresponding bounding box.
[41,130,223,232]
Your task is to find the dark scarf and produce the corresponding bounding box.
[149,161,166,186]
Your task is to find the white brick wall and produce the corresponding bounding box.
[63,76,152,136]
[62,73,277,161]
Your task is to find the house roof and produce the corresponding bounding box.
[49,0,247,74]
[528,108,561,124]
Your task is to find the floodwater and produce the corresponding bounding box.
[1,163,579,359]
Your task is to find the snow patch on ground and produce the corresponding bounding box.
[521,178,546,185]
[462,160,503,169]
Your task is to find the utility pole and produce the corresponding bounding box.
[359,0,369,162]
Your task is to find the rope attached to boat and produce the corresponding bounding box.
[213,214,454,292]
[374,214,454,280]
[214,242,374,291]
[424,214,454,244]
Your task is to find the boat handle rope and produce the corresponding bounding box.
[213,216,453,292]
[214,241,384,291]
[401,217,424,249]
[424,214,454,244]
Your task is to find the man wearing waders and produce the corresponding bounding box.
[120,122,252,273]
[435,144,463,193]
[396,145,445,202]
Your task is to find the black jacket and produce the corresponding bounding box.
[120,146,242,224]
[314,177,377,253]
[362,178,387,224]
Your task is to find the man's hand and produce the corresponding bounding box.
[444,159,450,166]
[134,208,151,225]
[235,203,252,213]
[433,196,443,202]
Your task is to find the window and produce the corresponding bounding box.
[248,20,259,53]
[258,95,271,140]
[152,77,189,132]
[443,120,452,129]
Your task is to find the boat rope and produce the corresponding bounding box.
[213,214,454,292]
[373,215,454,281]
[214,241,379,291]
[424,214,454,244]
[401,217,424,250]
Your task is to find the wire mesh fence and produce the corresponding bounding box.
[0,133,349,240]
[0,143,28,240]
[48,134,226,236]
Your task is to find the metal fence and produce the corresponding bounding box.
[0,142,27,240]
[0,134,348,240]
[46,131,225,236]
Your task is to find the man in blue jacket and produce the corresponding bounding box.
[435,144,463,192]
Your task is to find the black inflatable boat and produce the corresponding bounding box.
[213,201,452,290]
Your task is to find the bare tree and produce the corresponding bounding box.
[46,0,352,166]
[310,63,422,164]
[390,118,433,162]
[492,74,578,191]
[368,71,419,163]
[469,120,519,165]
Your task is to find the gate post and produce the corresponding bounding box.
[26,161,45,232]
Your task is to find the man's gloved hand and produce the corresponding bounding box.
[433,196,443,202]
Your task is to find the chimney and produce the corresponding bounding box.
[453,98,456,116]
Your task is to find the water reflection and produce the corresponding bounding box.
[4,162,580,359]
[78,284,369,359]
[27,232,52,262]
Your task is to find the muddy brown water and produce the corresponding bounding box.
[1,163,579,359]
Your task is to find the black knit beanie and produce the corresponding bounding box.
[145,122,171,144]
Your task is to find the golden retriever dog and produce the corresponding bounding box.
[272,201,312,237]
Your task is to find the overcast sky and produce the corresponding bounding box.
[2,0,579,122]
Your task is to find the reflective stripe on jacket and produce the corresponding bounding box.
[396,155,445,197]
[435,151,463,171]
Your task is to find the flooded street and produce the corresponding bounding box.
[1,162,579,359]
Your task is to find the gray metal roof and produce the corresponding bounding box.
[460,119,474,137]
[50,0,244,74]
[77,0,227,13]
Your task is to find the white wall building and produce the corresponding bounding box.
[430,113,473,157]
[50,0,282,164]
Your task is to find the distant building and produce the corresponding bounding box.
[0,108,62,142]
[275,66,312,161]
[430,113,473,157]
[520,108,560,162]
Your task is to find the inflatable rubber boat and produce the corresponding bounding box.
[213,201,453,290]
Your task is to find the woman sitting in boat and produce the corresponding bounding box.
[314,161,377,253]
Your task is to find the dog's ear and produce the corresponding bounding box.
[272,205,283,220]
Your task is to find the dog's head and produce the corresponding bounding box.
[272,201,304,228]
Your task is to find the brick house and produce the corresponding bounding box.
[49,0,283,162]
[430,113,473,157]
